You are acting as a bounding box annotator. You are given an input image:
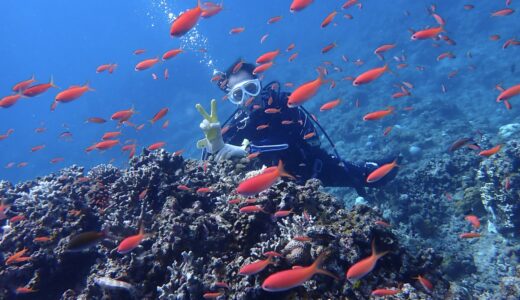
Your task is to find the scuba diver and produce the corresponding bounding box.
[195,60,398,196]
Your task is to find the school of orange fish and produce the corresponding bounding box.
[1,0,519,297]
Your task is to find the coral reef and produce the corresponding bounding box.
[0,149,446,299]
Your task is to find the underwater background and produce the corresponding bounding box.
[1,0,520,299]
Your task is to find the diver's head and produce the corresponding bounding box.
[216,59,261,106]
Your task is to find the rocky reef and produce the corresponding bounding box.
[0,149,449,299]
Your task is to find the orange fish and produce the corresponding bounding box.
[437,52,455,61]
[15,287,37,294]
[239,251,282,275]
[117,225,148,254]
[34,236,53,243]
[0,94,23,108]
[150,108,168,124]
[50,157,65,164]
[253,62,274,75]
[177,185,191,191]
[111,108,136,122]
[267,16,282,24]
[492,8,514,16]
[496,84,520,102]
[465,215,480,229]
[287,69,326,107]
[264,108,281,114]
[290,0,314,12]
[256,50,280,64]
[321,11,337,28]
[9,215,25,223]
[86,117,106,124]
[229,27,245,34]
[148,142,166,151]
[460,232,481,239]
[5,248,30,265]
[237,160,293,196]
[411,26,444,40]
[346,239,389,281]
[170,0,203,37]
[31,144,46,152]
[288,52,299,62]
[478,144,502,157]
[321,42,336,53]
[286,43,295,52]
[93,140,119,151]
[239,205,266,213]
[134,49,146,55]
[13,75,36,92]
[202,292,224,299]
[162,49,183,61]
[274,209,293,218]
[363,107,394,121]
[196,187,212,194]
[319,99,341,111]
[96,64,114,73]
[102,131,122,140]
[135,58,159,71]
[22,76,57,97]
[55,83,94,103]
[256,124,269,130]
[366,159,398,183]
[383,126,393,136]
[371,288,401,296]
[303,132,316,139]
[353,64,389,86]
[414,275,433,293]
[262,252,338,292]
[374,44,396,58]
[341,0,358,9]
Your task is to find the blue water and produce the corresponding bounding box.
[1,0,519,183]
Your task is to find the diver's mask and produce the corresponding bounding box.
[227,79,261,105]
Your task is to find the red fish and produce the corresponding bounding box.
[371,288,401,296]
[15,287,37,294]
[287,69,326,107]
[9,215,25,223]
[478,144,501,157]
[22,77,57,97]
[460,232,481,239]
[341,0,358,9]
[267,16,282,24]
[496,84,520,102]
[135,58,159,71]
[117,225,148,254]
[196,187,212,194]
[353,64,389,86]
[262,252,338,292]
[274,209,293,218]
[55,83,94,103]
[366,159,398,183]
[202,292,223,299]
[437,52,455,61]
[290,0,313,12]
[237,161,293,196]
[150,108,168,124]
[415,275,434,293]
[239,205,266,213]
[320,99,341,111]
[162,49,183,61]
[93,140,119,150]
[96,64,114,73]
[86,117,106,124]
[383,126,393,136]
[102,131,121,140]
[253,62,274,75]
[5,248,30,265]
[111,108,136,122]
[346,239,389,281]
[13,75,36,92]
[31,145,45,152]
[229,27,245,34]
[134,49,146,55]
[177,185,191,191]
[321,42,336,53]
[0,94,23,108]
[201,2,222,18]
[363,107,394,121]
[50,157,65,164]
[492,8,514,16]
[374,44,396,60]
[148,142,166,151]
[256,50,280,64]
[170,0,203,37]
[411,26,444,40]
[288,52,299,62]
[321,11,337,28]
[465,215,480,229]
[239,252,282,275]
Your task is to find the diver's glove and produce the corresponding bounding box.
[195,99,247,160]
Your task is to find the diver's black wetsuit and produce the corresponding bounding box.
[222,82,377,194]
